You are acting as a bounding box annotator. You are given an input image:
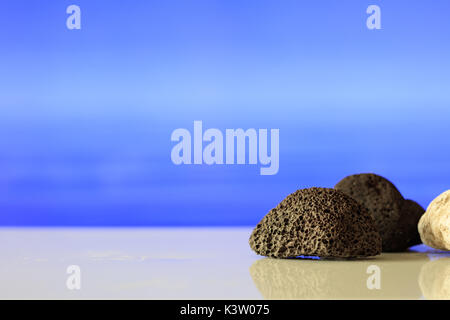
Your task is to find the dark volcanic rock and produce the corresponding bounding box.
[249,187,382,258]
[401,200,425,248]
[384,200,425,251]
[335,173,424,252]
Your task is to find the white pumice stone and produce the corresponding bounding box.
[418,190,450,251]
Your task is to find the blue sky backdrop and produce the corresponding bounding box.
[0,0,449,225]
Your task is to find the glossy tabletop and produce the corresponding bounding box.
[0,228,449,299]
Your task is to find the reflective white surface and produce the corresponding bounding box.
[0,228,449,299]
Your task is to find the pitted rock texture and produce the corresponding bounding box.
[249,188,381,258]
[418,190,450,251]
[335,173,424,252]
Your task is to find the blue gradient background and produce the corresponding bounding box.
[0,0,449,226]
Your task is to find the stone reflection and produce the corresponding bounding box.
[419,256,450,300]
[250,253,428,299]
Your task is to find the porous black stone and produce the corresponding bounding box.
[401,200,425,248]
[249,187,382,258]
[335,173,424,252]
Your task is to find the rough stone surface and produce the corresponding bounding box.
[335,173,424,252]
[401,200,426,248]
[386,199,426,251]
[249,187,381,258]
[418,190,450,251]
